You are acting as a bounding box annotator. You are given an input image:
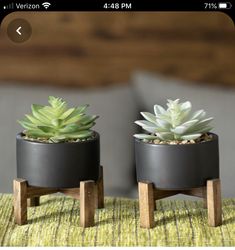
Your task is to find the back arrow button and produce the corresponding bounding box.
[16,26,22,36]
[7,18,32,43]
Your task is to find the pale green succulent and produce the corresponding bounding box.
[134,99,213,141]
[18,96,98,143]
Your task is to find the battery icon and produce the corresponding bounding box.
[218,2,232,9]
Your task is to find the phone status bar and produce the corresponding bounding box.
[0,0,234,24]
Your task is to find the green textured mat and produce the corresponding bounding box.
[0,194,235,246]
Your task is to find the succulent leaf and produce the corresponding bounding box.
[18,120,36,130]
[59,108,76,120]
[79,115,98,125]
[140,112,157,124]
[134,99,213,141]
[156,119,171,129]
[135,120,155,127]
[134,134,158,140]
[18,96,98,143]
[156,132,175,140]
[181,134,202,140]
[190,110,206,120]
[154,104,166,116]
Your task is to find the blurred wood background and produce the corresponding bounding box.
[0,12,234,87]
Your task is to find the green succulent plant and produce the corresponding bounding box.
[134,99,213,141]
[18,96,98,143]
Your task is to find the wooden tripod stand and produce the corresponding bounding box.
[138,179,222,228]
[13,166,104,228]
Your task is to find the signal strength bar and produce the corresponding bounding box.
[3,3,14,9]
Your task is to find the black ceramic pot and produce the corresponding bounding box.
[135,133,219,189]
[16,132,100,188]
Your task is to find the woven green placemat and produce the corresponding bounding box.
[0,194,234,246]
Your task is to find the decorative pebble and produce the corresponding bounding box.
[143,133,213,145]
[154,139,160,144]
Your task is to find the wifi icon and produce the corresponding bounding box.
[42,2,51,9]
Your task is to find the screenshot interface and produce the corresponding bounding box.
[0,0,234,247]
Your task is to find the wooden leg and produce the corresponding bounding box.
[97,166,104,209]
[27,197,40,207]
[202,187,207,209]
[138,182,155,228]
[154,201,157,211]
[13,179,28,225]
[80,180,95,227]
[203,197,207,209]
[207,179,222,227]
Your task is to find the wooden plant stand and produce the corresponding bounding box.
[138,179,222,228]
[13,166,104,228]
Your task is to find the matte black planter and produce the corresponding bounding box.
[135,133,219,189]
[16,132,100,188]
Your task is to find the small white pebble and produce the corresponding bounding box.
[154,139,160,144]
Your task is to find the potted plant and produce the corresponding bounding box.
[134,99,219,189]
[17,96,100,188]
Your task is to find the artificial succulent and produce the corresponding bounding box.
[134,99,213,142]
[18,96,98,143]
